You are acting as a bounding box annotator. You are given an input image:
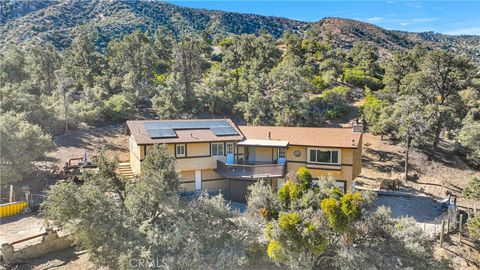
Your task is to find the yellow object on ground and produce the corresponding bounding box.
[0,201,27,218]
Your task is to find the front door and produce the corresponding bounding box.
[195,170,202,190]
[247,147,256,164]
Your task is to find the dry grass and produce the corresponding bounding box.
[357,133,479,208]
[433,235,480,270]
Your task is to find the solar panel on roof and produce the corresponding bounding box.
[211,126,238,136]
[147,129,177,139]
[143,120,237,139]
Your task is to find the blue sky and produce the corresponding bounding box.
[168,1,480,35]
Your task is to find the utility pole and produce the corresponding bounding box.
[63,85,68,135]
[440,220,445,247]
[405,133,410,180]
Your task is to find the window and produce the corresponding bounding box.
[226,142,235,154]
[211,143,224,156]
[176,144,185,157]
[278,148,286,159]
[308,148,340,164]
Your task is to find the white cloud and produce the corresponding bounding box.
[445,27,480,35]
[386,1,395,4]
[412,18,437,23]
[400,22,410,26]
[406,2,422,8]
[367,17,384,22]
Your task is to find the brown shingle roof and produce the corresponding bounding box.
[127,119,244,145]
[238,125,362,148]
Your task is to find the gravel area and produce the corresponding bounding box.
[373,194,445,222]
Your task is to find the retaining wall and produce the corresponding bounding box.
[1,229,73,264]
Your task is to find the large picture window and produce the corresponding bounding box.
[211,142,224,156]
[308,148,339,164]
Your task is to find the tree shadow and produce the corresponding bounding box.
[366,148,403,162]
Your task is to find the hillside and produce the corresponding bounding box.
[0,0,307,49]
[311,18,480,60]
[1,0,480,62]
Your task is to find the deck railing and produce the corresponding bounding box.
[216,160,285,179]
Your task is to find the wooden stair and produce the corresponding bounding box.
[117,162,134,180]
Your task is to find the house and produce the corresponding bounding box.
[126,119,363,203]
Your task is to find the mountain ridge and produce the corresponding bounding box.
[1,0,479,61]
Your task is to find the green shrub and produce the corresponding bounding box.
[70,100,104,125]
[277,181,302,206]
[311,75,329,92]
[467,215,480,239]
[340,192,363,221]
[343,67,383,90]
[318,86,350,119]
[103,94,136,122]
[463,177,480,201]
[278,212,301,231]
[321,197,348,232]
[265,223,273,240]
[296,167,313,189]
[267,240,285,260]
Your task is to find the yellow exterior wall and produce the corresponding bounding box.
[201,169,222,180]
[176,156,225,171]
[179,182,194,192]
[286,145,307,162]
[129,136,142,175]
[284,145,362,190]
[129,134,363,193]
[187,143,210,157]
[352,136,363,179]
[255,147,274,162]
[341,148,353,165]
[178,169,226,192]
[179,170,195,182]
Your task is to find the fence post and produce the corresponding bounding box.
[9,185,14,202]
[25,192,29,207]
[440,220,445,247]
[447,219,451,233]
[459,214,463,243]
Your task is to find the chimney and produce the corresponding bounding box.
[352,121,363,133]
[268,131,271,140]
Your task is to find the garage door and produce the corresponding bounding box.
[229,180,256,203]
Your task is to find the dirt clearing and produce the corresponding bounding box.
[45,124,129,169]
[357,133,479,209]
